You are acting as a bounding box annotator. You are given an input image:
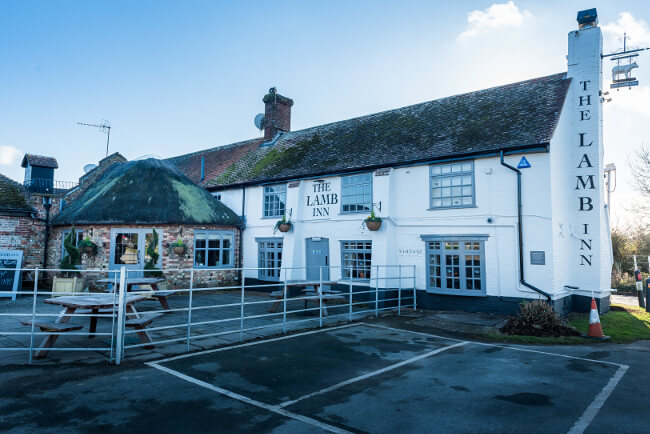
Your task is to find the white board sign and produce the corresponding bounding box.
[0,250,23,301]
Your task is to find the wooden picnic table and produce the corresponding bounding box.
[96,277,171,311]
[27,294,149,359]
[269,280,343,316]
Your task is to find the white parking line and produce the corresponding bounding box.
[278,341,468,408]
[567,365,629,434]
[148,362,351,434]
[362,322,627,367]
[362,322,630,434]
[149,321,629,434]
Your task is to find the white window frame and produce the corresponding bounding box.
[194,230,235,269]
[429,161,475,209]
[256,238,283,281]
[340,241,372,281]
[421,235,488,296]
[341,173,372,214]
[262,184,287,218]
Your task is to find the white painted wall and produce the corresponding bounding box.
[208,19,613,305]
[552,23,612,299]
[218,151,561,301]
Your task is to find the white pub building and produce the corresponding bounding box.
[170,8,612,314]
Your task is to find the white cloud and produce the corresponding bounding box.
[602,12,650,50]
[605,85,650,118]
[458,1,531,39]
[0,145,22,166]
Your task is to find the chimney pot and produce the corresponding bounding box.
[263,88,293,140]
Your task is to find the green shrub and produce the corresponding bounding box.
[60,226,81,276]
[144,228,164,278]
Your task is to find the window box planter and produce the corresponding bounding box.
[52,276,84,296]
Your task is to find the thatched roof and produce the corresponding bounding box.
[52,158,241,226]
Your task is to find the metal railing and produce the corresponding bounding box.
[23,178,78,193]
[0,265,416,365]
[0,268,118,363]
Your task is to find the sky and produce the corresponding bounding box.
[1,1,649,226]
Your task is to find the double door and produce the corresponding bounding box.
[109,229,161,279]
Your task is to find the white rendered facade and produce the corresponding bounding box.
[211,15,612,313]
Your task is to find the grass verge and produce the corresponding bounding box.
[570,303,650,343]
[487,303,650,345]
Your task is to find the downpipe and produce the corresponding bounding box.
[500,151,552,302]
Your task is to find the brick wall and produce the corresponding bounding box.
[48,224,241,290]
[0,191,65,269]
[0,215,45,269]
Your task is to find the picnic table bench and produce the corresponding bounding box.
[25,294,153,359]
[96,277,171,311]
[270,280,343,316]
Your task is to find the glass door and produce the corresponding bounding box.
[109,229,163,280]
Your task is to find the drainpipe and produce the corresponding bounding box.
[500,151,551,301]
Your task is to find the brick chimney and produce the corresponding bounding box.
[263,87,293,140]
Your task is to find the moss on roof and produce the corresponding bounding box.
[52,158,242,226]
[0,174,32,213]
[199,73,570,187]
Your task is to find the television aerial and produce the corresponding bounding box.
[77,120,111,157]
[254,113,266,131]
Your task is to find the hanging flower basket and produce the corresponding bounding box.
[365,220,382,231]
[172,238,187,255]
[278,222,292,233]
[275,216,292,233]
[364,210,382,231]
[78,237,98,256]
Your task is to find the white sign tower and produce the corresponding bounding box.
[565,9,612,309]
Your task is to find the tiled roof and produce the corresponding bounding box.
[21,154,58,169]
[171,73,570,188]
[166,138,264,186]
[52,158,242,226]
[0,173,32,213]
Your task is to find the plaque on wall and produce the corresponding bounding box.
[0,250,23,301]
[530,251,545,265]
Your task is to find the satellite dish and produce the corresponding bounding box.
[134,154,162,160]
[254,113,266,130]
[83,164,98,173]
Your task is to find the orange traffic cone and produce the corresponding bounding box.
[587,298,605,338]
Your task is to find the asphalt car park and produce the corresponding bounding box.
[0,320,642,433]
